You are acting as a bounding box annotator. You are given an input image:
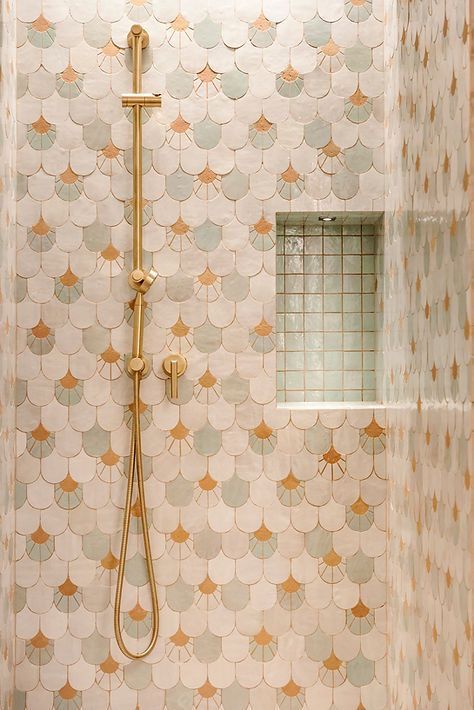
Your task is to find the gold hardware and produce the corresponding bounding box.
[122,93,162,108]
[114,24,161,661]
[162,353,187,399]
[128,267,158,293]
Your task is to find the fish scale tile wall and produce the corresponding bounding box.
[0,0,17,706]
[384,0,472,707]
[14,0,387,708]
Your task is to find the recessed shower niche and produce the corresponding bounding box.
[276,212,384,405]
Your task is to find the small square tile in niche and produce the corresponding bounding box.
[276,211,384,404]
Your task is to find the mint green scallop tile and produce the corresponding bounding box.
[221,578,249,611]
[304,16,331,47]
[332,169,359,199]
[84,221,110,252]
[222,270,250,301]
[166,684,193,710]
[166,271,193,302]
[222,167,249,200]
[347,651,375,687]
[166,168,193,201]
[166,577,193,612]
[222,682,250,710]
[166,474,194,506]
[345,141,373,174]
[166,67,194,99]
[345,41,372,72]
[82,423,109,457]
[222,474,249,508]
[195,219,222,251]
[221,69,249,99]
[194,116,221,149]
[83,324,110,354]
[194,15,222,48]
[194,320,221,353]
[82,629,109,664]
[346,549,374,583]
[82,528,109,561]
[305,421,331,453]
[124,661,152,691]
[194,628,221,663]
[305,627,332,661]
[194,527,221,560]
[83,117,110,151]
[194,422,221,456]
[305,526,333,557]
[221,371,249,404]
[84,17,111,48]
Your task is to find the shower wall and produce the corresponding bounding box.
[385,0,472,706]
[0,0,17,707]
[15,1,387,708]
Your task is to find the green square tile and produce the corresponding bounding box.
[304,236,323,253]
[345,371,362,388]
[285,313,303,331]
[324,255,342,273]
[362,274,375,293]
[324,313,342,331]
[363,313,375,331]
[286,371,304,389]
[324,294,342,312]
[305,350,324,369]
[305,255,323,273]
[285,236,303,254]
[305,332,324,350]
[324,235,342,253]
[343,294,362,312]
[324,332,343,349]
[343,236,361,253]
[344,332,362,349]
[286,275,304,293]
[286,333,304,350]
[305,313,323,331]
[324,390,343,401]
[363,293,375,312]
[344,275,361,293]
[306,390,324,402]
[325,371,343,389]
[344,351,362,369]
[304,294,323,311]
[343,255,361,273]
[363,370,375,389]
[363,332,375,349]
[286,294,303,312]
[306,371,324,388]
[344,390,362,401]
[343,313,362,330]
[324,275,342,292]
[324,351,343,369]
[362,255,375,273]
[285,255,303,273]
[363,352,375,369]
[286,352,304,370]
[305,274,323,292]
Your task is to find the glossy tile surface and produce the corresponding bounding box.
[384,0,473,706]
[14,1,387,707]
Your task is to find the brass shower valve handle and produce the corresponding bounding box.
[121,93,162,108]
[162,354,187,399]
[128,267,158,293]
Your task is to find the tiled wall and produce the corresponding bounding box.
[0,0,17,706]
[276,213,382,403]
[15,1,387,708]
[384,0,473,706]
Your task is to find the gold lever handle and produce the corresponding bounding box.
[162,354,187,399]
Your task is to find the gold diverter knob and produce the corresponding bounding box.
[162,354,187,399]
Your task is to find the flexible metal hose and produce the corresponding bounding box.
[113,371,159,659]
